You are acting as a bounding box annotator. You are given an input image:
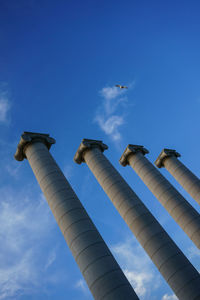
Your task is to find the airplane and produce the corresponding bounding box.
[115,84,128,89]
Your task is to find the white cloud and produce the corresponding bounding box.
[75,279,89,295]
[187,246,200,259]
[100,86,125,100]
[95,114,124,141]
[63,164,74,179]
[5,162,21,178]
[0,97,10,123]
[0,188,57,299]
[161,294,178,300]
[94,84,132,142]
[124,269,152,297]
[44,249,57,270]
[111,238,161,298]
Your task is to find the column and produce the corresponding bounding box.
[15,132,139,300]
[119,145,200,249]
[155,148,200,205]
[74,139,200,300]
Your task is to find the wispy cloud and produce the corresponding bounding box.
[94,83,134,142]
[0,98,10,123]
[111,238,161,298]
[74,279,90,295]
[95,114,124,141]
[0,187,57,299]
[0,88,11,124]
[63,164,74,180]
[161,294,178,300]
[44,249,57,270]
[187,246,200,259]
[100,86,126,101]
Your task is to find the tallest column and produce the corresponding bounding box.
[14,132,139,300]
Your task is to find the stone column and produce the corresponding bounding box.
[14,132,139,300]
[120,145,200,250]
[74,139,200,300]
[155,149,200,206]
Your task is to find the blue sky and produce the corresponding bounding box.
[0,0,200,299]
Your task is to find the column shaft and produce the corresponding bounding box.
[19,140,139,300]
[127,151,200,249]
[164,156,200,205]
[78,146,200,300]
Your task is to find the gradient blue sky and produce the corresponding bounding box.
[0,1,200,299]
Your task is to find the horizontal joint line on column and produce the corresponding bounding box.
[106,179,127,196]
[130,154,148,170]
[190,177,200,186]
[97,170,116,187]
[162,193,184,214]
[100,283,133,300]
[175,207,199,229]
[187,179,200,192]
[75,241,105,262]
[30,152,53,167]
[146,174,166,191]
[27,147,47,161]
[63,217,90,237]
[133,219,156,239]
[136,219,159,240]
[107,179,126,194]
[51,195,77,211]
[169,199,188,214]
[34,161,56,177]
[175,274,200,296]
[69,229,97,249]
[39,170,63,185]
[123,203,146,221]
[91,156,110,172]
[135,160,152,177]
[58,207,84,226]
[82,254,113,275]
[85,151,105,168]
[190,220,200,243]
[100,171,120,187]
[159,251,182,273]
[143,230,168,250]
[140,165,158,182]
[151,240,175,260]
[113,191,139,210]
[89,268,120,290]
[158,185,175,204]
[43,178,67,193]
[109,183,131,203]
[166,260,191,284]
[170,163,184,177]
[48,187,74,204]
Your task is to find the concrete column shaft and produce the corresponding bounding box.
[127,152,200,249]
[164,156,200,205]
[81,147,200,300]
[24,142,139,300]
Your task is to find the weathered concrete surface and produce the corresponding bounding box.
[74,139,200,300]
[15,132,139,300]
[120,145,200,250]
[155,148,200,206]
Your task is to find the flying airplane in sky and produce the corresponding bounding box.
[115,84,128,89]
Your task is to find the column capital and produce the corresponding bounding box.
[119,144,149,167]
[74,139,108,164]
[155,149,181,168]
[14,131,56,161]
